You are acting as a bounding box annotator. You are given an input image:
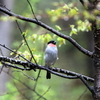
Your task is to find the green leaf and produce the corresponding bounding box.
[32,34,38,41]
[70,25,77,36]
[57,37,66,47]
[68,8,78,17]
[63,4,69,10]
[22,30,28,36]
[55,25,62,31]
[76,20,91,32]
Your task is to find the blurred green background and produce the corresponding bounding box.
[0,0,94,100]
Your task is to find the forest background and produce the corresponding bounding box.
[0,0,94,100]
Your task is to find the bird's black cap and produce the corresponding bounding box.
[47,40,56,45]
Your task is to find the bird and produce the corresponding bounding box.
[44,40,58,79]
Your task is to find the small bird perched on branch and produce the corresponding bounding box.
[44,40,58,79]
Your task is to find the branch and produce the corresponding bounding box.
[15,20,38,65]
[79,0,94,10]
[26,0,38,21]
[0,7,93,58]
[0,56,94,82]
[0,44,37,71]
[79,75,94,94]
[51,67,94,82]
[79,0,85,6]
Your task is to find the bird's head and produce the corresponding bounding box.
[47,40,56,47]
[48,40,56,44]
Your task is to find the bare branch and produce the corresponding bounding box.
[26,0,38,21]
[37,86,51,100]
[79,75,94,93]
[79,0,94,10]
[1,62,31,70]
[0,7,93,58]
[77,88,87,100]
[33,69,41,90]
[0,88,28,96]
[79,0,85,6]
[15,20,38,65]
[51,67,94,82]
[0,48,4,74]
[0,56,94,82]
[13,70,36,81]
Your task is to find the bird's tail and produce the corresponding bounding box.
[46,71,51,79]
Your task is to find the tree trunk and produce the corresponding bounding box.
[93,22,100,99]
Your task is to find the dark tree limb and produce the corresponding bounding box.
[79,0,94,10]
[0,43,37,71]
[79,75,95,94]
[51,67,94,82]
[0,7,93,58]
[0,55,95,93]
[0,56,94,82]
[79,0,85,6]
[0,44,94,82]
[92,21,100,99]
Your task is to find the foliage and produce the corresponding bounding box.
[47,2,92,36]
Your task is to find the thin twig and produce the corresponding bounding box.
[79,75,94,93]
[12,41,24,57]
[0,3,10,11]
[77,88,87,100]
[15,20,38,65]
[4,70,47,100]
[0,88,28,96]
[0,48,4,74]
[37,86,51,100]
[33,69,41,90]
[12,70,36,81]
[33,44,45,90]
[26,0,38,21]
[14,82,32,100]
